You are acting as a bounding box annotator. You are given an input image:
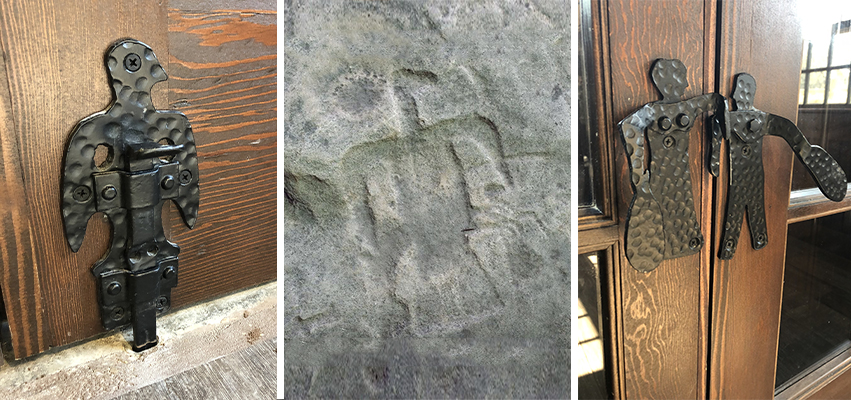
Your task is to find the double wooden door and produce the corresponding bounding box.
[579,0,851,398]
[0,0,276,360]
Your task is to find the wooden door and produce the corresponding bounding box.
[577,0,851,398]
[0,0,276,360]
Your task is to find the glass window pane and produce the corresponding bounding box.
[777,212,851,389]
[577,251,609,399]
[800,72,807,105]
[831,33,851,67]
[810,38,830,69]
[807,71,827,104]
[577,0,603,214]
[828,69,850,104]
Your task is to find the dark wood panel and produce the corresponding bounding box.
[788,187,851,224]
[0,47,48,358]
[709,0,803,397]
[606,0,710,398]
[165,4,277,308]
[0,0,170,359]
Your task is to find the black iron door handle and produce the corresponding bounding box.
[717,73,846,259]
[620,61,847,272]
[618,59,725,272]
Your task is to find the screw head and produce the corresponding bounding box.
[102,185,117,200]
[163,266,176,280]
[677,113,690,127]
[107,282,122,295]
[688,237,701,250]
[748,118,762,133]
[179,170,192,185]
[156,296,169,312]
[111,307,125,321]
[73,186,92,202]
[756,233,766,246]
[724,239,735,251]
[663,135,675,148]
[124,53,141,72]
[658,116,672,131]
[742,145,752,157]
[161,175,175,190]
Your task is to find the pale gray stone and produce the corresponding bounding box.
[284,0,570,397]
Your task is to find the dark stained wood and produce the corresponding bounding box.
[579,225,618,253]
[0,0,169,359]
[775,347,851,399]
[165,2,276,309]
[0,47,49,358]
[803,358,851,400]
[606,0,711,398]
[708,0,803,397]
[578,0,618,232]
[0,0,276,359]
[788,186,851,224]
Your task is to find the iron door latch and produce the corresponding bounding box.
[61,39,200,351]
[619,59,846,272]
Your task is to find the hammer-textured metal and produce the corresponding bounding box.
[61,39,199,351]
[718,73,845,259]
[619,59,725,272]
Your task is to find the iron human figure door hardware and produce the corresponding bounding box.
[618,59,725,272]
[715,73,846,259]
[60,39,200,351]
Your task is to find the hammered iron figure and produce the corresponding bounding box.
[715,73,846,259]
[619,59,725,272]
[61,39,200,351]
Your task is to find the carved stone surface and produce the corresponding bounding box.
[284,1,569,397]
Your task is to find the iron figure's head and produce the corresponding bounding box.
[105,39,167,108]
[651,58,689,102]
[731,73,756,111]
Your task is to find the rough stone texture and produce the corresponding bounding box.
[284,1,570,397]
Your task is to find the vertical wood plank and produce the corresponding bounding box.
[709,0,803,397]
[0,0,169,357]
[606,0,710,397]
[0,48,48,358]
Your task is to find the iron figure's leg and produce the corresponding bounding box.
[719,184,746,259]
[719,137,749,259]
[625,183,666,272]
[746,140,768,250]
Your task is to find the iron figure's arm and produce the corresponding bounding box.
[767,114,847,201]
[618,105,654,190]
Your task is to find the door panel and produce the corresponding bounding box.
[607,0,712,397]
[709,1,802,397]
[0,0,276,359]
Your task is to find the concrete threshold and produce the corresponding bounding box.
[0,281,277,400]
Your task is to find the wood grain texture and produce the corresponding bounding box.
[0,46,49,358]
[165,3,276,309]
[0,0,170,359]
[606,0,710,398]
[0,0,276,359]
[709,1,803,397]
